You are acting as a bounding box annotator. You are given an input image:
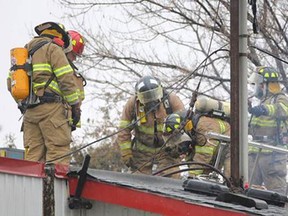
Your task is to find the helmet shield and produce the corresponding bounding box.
[137,86,163,104]
[248,72,264,84]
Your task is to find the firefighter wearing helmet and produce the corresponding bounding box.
[163,107,231,178]
[248,66,288,194]
[65,30,86,130]
[65,30,85,61]
[117,75,185,177]
[8,21,81,165]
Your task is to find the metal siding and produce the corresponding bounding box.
[54,177,159,216]
[0,173,42,216]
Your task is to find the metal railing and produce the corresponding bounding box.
[206,132,288,154]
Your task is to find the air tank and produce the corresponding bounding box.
[195,95,230,116]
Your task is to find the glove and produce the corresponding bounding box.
[121,149,132,165]
[248,105,268,117]
[178,141,192,154]
[121,149,137,169]
[71,103,81,128]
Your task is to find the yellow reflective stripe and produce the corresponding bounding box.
[119,120,131,128]
[266,104,275,115]
[33,63,52,72]
[34,80,63,96]
[8,71,12,78]
[189,170,203,175]
[33,80,78,104]
[280,102,288,115]
[138,124,164,135]
[54,65,73,77]
[80,90,85,100]
[250,118,277,127]
[34,82,47,89]
[65,91,79,104]
[195,145,215,155]
[136,142,160,153]
[158,124,163,132]
[217,120,226,134]
[119,141,132,151]
[76,89,85,101]
[76,121,81,128]
[48,80,62,95]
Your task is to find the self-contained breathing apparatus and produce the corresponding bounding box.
[163,96,230,159]
[10,41,49,112]
[9,40,65,114]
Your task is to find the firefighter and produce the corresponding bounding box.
[117,75,185,175]
[21,22,81,165]
[163,108,231,178]
[248,66,288,194]
[64,30,86,130]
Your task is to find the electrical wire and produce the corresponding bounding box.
[152,161,232,188]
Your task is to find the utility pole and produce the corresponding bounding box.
[230,0,248,188]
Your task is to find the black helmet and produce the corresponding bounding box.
[248,66,279,84]
[163,111,193,135]
[34,22,70,49]
[135,75,163,104]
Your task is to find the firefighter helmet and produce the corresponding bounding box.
[248,66,279,84]
[248,66,281,99]
[135,75,163,104]
[68,30,85,56]
[34,22,70,48]
[163,113,182,134]
[163,112,193,135]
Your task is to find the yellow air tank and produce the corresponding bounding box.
[195,95,230,116]
[10,48,30,100]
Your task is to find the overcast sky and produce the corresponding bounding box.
[0,0,66,148]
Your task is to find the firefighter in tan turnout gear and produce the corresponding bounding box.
[163,97,231,178]
[8,22,81,165]
[117,75,185,175]
[248,66,288,194]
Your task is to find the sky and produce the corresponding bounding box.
[0,0,67,148]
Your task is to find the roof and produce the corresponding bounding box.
[0,157,286,216]
[68,169,288,216]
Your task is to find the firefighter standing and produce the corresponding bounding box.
[248,66,288,194]
[117,75,185,175]
[15,22,81,165]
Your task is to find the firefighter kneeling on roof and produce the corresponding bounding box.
[117,75,185,177]
[162,96,231,178]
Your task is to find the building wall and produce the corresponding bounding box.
[0,173,42,216]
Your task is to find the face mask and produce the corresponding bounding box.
[254,84,263,99]
[144,101,160,113]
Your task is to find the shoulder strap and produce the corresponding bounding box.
[29,41,54,90]
[192,112,203,129]
[28,41,49,56]
[162,90,173,114]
